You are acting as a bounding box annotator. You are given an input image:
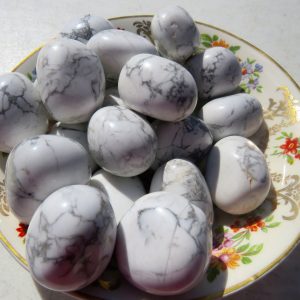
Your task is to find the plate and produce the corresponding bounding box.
[0,15,300,300]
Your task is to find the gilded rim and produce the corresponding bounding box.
[0,232,28,268]
[1,14,299,300]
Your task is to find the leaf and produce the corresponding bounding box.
[229,46,240,54]
[265,215,274,222]
[287,155,294,165]
[242,256,252,264]
[243,244,263,256]
[257,86,263,93]
[212,34,219,41]
[206,267,220,282]
[245,231,251,240]
[253,72,260,77]
[240,83,250,93]
[267,222,281,228]
[247,58,256,64]
[275,136,284,140]
[231,231,245,240]
[289,132,293,138]
[201,34,212,42]
[236,243,250,253]
[281,131,289,137]
[202,41,212,48]
[261,227,268,233]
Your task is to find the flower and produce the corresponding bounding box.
[209,255,227,271]
[254,63,263,73]
[240,61,253,77]
[230,216,265,232]
[241,68,248,75]
[216,248,241,269]
[280,137,299,154]
[295,153,300,160]
[16,223,28,238]
[211,39,229,48]
[230,220,241,232]
[213,231,234,250]
[247,77,259,89]
[223,234,234,248]
[244,216,265,232]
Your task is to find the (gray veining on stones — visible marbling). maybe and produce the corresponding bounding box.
[151,115,213,169]
[26,185,117,292]
[199,93,263,141]
[151,5,200,62]
[5,135,90,224]
[37,38,105,124]
[0,72,48,153]
[87,29,158,80]
[205,136,271,215]
[150,159,213,225]
[87,106,157,177]
[60,14,113,44]
[116,191,212,295]
[118,53,198,121]
[186,46,242,100]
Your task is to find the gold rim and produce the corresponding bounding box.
[10,15,300,91]
[2,14,299,300]
[0,231,28,268]
[103,15,300,90]
[11,45,43,72]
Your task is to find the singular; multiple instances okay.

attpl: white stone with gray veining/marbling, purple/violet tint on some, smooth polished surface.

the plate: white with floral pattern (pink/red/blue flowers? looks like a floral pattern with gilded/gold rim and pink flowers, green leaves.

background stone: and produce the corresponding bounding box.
[60,14,113,44]
[87,29,158,80]
[151,115,213,169]
[87,105,157,177]
[116,191,212,295]
[0,72,48,153]
[186,46,242,100]
[37,38,105,124]
[151,5,200,62]
[150,158,214,225]
[118,53,198,122]
[5,134,90,224]
[205,136,271,215]
[198,93,264,141]
[26,184,117,291]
